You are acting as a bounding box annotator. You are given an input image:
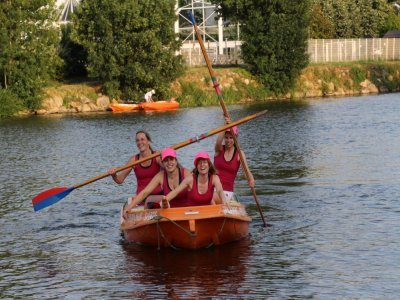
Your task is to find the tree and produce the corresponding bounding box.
[72,0,183,100]
[309,3,335,39]
[0,0,62,112]
[214,0,311,95]
[59,23,88,79]
[313,0,393,38]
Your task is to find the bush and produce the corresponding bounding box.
[0,89,23,118]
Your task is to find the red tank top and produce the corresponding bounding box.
[163,167,189,207]
[188,174,214,206]
[133,153,162,195]
[214,146,240,192]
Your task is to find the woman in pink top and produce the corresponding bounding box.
[123,148,191,217]
[214,126,254,198]
[162,152,226,208]
[109,130,163,198]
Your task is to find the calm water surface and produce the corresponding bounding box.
[0,94,399,299]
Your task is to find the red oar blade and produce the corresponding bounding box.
[32,187,74,212]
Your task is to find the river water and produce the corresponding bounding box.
[0,93,399,299]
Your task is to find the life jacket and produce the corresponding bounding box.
[188,174,214,206]
[214,146,240,192]
[133,153,162,195]
[163,167,189,207]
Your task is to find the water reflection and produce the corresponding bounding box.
[121,239,252,299]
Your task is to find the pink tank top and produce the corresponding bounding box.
[133,153,162,195]
[163,167,189,208]
[188,174,214,206]
[214,146,240,192]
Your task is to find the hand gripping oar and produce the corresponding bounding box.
[188,12,267,227]
[32,110,267,212]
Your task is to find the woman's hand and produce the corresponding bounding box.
[161,196,170,209]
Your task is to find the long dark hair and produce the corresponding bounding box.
[192,158,217,176]
[136,130,154,152]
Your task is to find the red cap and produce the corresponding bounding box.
[161,148,177,161]
[225,126,238,135]
[194,151,210,166]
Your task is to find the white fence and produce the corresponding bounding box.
[309,38,400,62]
[181,38,400,65]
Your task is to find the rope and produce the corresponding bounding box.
[152,215,197,250]
[206,217,228,248]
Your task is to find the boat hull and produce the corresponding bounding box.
[140,100,179,111]
[109,103,141,112]
[120,203,251,249]
[109,101,179,112]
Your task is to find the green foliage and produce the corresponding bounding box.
[73,0,184,101]
[213,0,310,95]
[379,11,400,36]
[312,0,393,38]
[178,81,216,107]
[0,88,23,118]
[59,24,88,78]
[350,67,367,86]
[0,0,62,110]
[309,2,335,38]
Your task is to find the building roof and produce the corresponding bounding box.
[383,30,400,38]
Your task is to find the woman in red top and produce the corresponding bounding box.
[122,148,191,217]
[214,126,254,199]
[162,152,226,208]
[109,130,163,200]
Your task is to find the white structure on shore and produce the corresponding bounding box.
[55,0,240,64]
[56,0,80,23]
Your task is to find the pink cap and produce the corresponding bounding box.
[225,126,238,135]
[161,148,177,161]
[194,151,210,166]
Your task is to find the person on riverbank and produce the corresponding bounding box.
[109,130,163,202]
[144,90,155,103]
[214,125,254,200]
[122,148,191,218]
[161,151,226,208]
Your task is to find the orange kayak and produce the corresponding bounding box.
[120,202,251,249]
[140,100,179,111]
[109,103,141,112]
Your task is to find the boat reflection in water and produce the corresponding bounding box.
[121,238,252,299]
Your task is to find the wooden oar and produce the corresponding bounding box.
[188,12,267,227]
[32,110,267,212]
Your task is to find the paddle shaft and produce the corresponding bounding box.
[73,110,267,190]
[189,12,267,227]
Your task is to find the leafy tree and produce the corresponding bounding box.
[213,0,311,95]
[380,10,400,36]
[72,0,183,100]
[0,0,62,112]
[309,3,335,39]
[313,0,393,38]
[59,24,88,79]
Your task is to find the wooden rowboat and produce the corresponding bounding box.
[120,202,251,249]
[109,100,179,112]
[109,103,141,112]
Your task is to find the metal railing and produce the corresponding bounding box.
[181,38,400,66]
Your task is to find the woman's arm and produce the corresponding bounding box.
[214,131,225,155]
[240,151,255,188]
[109,155,135,184]
[123,172,163,218]
[163,175,193,207]
[213,175,226,204]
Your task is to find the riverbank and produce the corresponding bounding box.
[30,61,400,115]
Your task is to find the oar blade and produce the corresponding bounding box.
[32,187,74,212]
